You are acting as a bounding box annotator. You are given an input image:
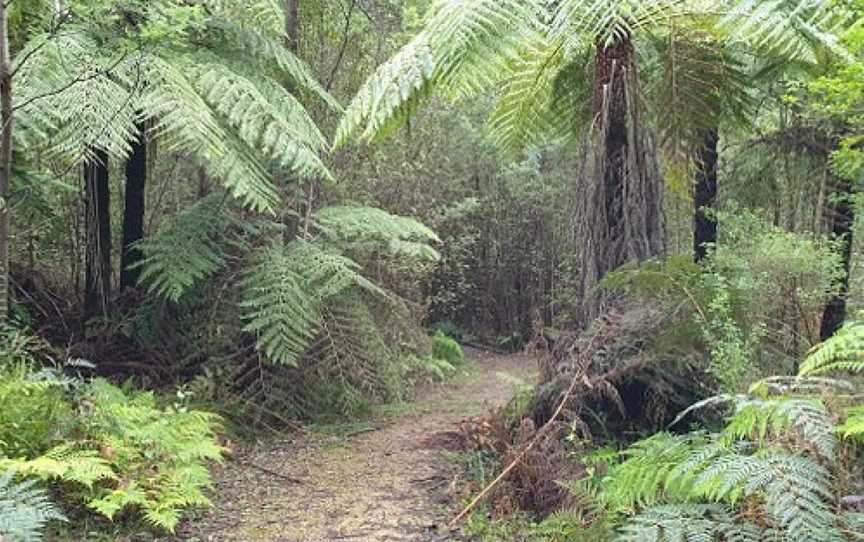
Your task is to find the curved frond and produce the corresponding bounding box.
[799,316,864,376]
[335,0,540,147]
[141,57,280,211]
[196,62,332,181]
[0,472,66,542]
[722,0,851,64]
[552,0,687,49]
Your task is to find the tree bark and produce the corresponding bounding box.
[0,3,12,324]
[820,176,855,341]
[573,37,664,323]
[120,124,146,290]
[285,0,300,52]
[84,150,111,321]
[693,128,719,262]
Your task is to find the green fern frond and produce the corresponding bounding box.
[136,196,239,302]
[0,472,66,542]
[722,0,850,64]
[141,57,279,212]
[838,405,864,443]
[799,316,864,376]
[195,62,332,181]
[617,503,763,542]
[487,34,587,152]
[314,205,441,261]
[335,0,539,147]
[552,0,687,49]
[1,444,115,488]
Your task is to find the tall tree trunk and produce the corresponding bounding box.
[694,128,719,262]
[572,37,664,323]
[84,150,111,321]
[120,124,146,290]
[820,177,855,340]
[285,0,299,52]
[0,3,11,324]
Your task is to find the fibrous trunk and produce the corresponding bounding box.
[120,124,147,290]
[820,176,854,340]
[572,37,664,323]
[84,150,111,321]
[693,128,719,262]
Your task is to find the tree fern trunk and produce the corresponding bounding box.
[694,128,719,262]
[0,3,11,324]
[573,37,664,323]
[84,150,111,321]
[120,124,146,290]
[285,0,300,52]
[820,176,855,341]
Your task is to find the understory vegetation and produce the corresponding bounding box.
[2,0,864,540]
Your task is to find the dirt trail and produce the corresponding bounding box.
[180,349,536,542]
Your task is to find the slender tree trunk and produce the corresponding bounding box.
[820,177,855,340]
[0,4,12,324]
[120,124,146,290]
[693,128,719,262]
[84,150,111,321]
[285,0,300,52]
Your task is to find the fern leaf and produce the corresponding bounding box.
[799,316,864,376]
[0,472,66,542]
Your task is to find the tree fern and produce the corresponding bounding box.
[0,473,65,542]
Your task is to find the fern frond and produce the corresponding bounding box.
[722,0,850,64]
[838,405,864,443]
[0,472,65,542]
[618,503,763,542]
[552,0,688,49]
[141,57,279,212]
[136,196,238,301]
[1,444,115,488]
[335,0,539,147]
[13,28,140,162]
[196,62,332,180]
[314,205,441,262]
[240,244,320,367]
[799,316,864,376]
[487,34,589,152]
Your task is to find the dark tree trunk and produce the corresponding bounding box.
[285,0,299,52]
[84,149,111,321]
[694,128,719,262]
[572,37,664,323]
[120,125,146,290]
[820,177,855,341]
[594,38,634,254]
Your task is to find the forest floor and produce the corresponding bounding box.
[178,349,537,542]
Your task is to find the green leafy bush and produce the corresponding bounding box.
[80,379,225,532]
[0,363,224,534]
[431,331,464,366]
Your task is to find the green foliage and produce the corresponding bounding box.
[0,357,224,534]
[79,379,225,532]
[0,363,72,458]
[315,205,441,262]
[431,331,464,366]
[0,473,65,542]
[800,315,864,376]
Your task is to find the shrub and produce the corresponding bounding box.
[432,331,464,366]
[0,364,225,534]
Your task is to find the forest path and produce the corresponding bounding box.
[180,349,537,542]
